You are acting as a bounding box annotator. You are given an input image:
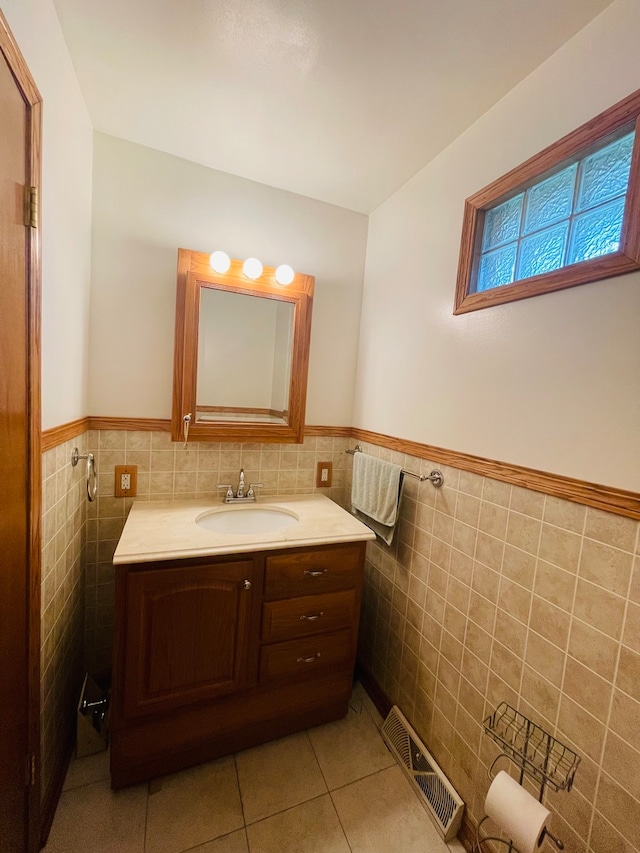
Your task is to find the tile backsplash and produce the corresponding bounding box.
[41,428,640,853]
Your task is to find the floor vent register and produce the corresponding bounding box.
[381,705,464,842]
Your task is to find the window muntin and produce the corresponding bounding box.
[454,89,640,314]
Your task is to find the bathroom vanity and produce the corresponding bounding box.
[110,494,374,789]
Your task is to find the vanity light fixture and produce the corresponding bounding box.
[210,250,295,284]
[275,264,295,285]
[209,250,231,273]
[242,257,263,279]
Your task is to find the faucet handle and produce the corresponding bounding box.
[217,483,234,501]
[247,482,264,498]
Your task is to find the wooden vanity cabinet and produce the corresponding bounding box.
[110,541,366,789]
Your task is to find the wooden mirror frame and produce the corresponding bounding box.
[171,248,314,443]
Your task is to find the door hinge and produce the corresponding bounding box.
[25,185,38,228]
[27,753,36,786]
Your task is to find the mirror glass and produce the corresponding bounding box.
[171,249,314,443]
[196,288,294,424]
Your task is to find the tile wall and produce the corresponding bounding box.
[355,441,640,853]
[44,427,640,853]
[84,429,351,674]
[41,437,87,803]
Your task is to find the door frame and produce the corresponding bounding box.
[0,11,42,852]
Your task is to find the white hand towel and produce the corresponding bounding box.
[351,452,404,545]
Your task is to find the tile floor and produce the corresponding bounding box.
[45,683,466,853]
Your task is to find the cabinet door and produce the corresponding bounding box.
[122,560,258,719]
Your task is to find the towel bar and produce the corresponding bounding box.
[346,446,443,487]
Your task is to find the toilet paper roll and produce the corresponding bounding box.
[485,771,551,853]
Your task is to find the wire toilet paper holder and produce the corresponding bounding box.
[474,702,581,853]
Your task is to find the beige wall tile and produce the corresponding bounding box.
[622,601,640,653]
[589,812,638,853]
[538,524,582,572]
[464,620,492,664]
[520,666,560,724]
[534,560,577,609]
[573,578,626,640]
[490,641,523,691]
[478,502,508,540]
[471,562,500,603]
[506,512,541,555]
[475,532,504,572]
[543,496,586,534]
[525,630,566,686]
[530,596,571,650]
[451,520,477,556]
[502,544,536,589]
[579,539,633,596]
[616,646,640,703]
[494,609,527,657]
[584,508,638,553]
[510,486,545,519]
[568,619,619,682]
[630,557,640,604]
[608,688,640,747]
[562,657,613,723]
[602,732,640,802]
[557,695,605,763]
[482,478,511,507]
[596,772,640,850]
[468,590,496,634]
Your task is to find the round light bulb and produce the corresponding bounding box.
[275,264,295,285]
[243,257,263,279]
[209,251,231,273]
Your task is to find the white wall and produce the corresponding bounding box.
[353,0,640,492]
[89,133,368,426]
[3,0,93,430]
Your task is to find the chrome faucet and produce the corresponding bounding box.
[217,468,264,503]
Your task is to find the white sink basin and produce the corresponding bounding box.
[196,505,300,535]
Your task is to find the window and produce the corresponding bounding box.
[454,89,640,314]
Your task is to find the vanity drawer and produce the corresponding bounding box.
[261,589,357,642]
[264,543,362,600]
[259,629,352,681]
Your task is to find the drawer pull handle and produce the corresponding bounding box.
[304,569,327,577]
[243,580,252,590]
[297,653,321,664]
[300,612,324,621]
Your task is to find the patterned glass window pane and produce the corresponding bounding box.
[576,132,634,211]
[567,197,626,264]
[516,222,569,281]
[523,164,577,234]
[482,194,523,251]
[477,244,517,291]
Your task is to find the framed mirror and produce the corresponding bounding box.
[171,248,314,443]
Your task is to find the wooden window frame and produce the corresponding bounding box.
[454,89,640,314]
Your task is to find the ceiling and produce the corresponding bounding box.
[52,0,614,213]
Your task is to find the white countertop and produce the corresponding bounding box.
[113,493,376,564]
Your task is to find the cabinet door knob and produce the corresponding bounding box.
[296,653,320,664]
[304,569,327,577]
[300,612,324,621]
[243,580,252,590]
